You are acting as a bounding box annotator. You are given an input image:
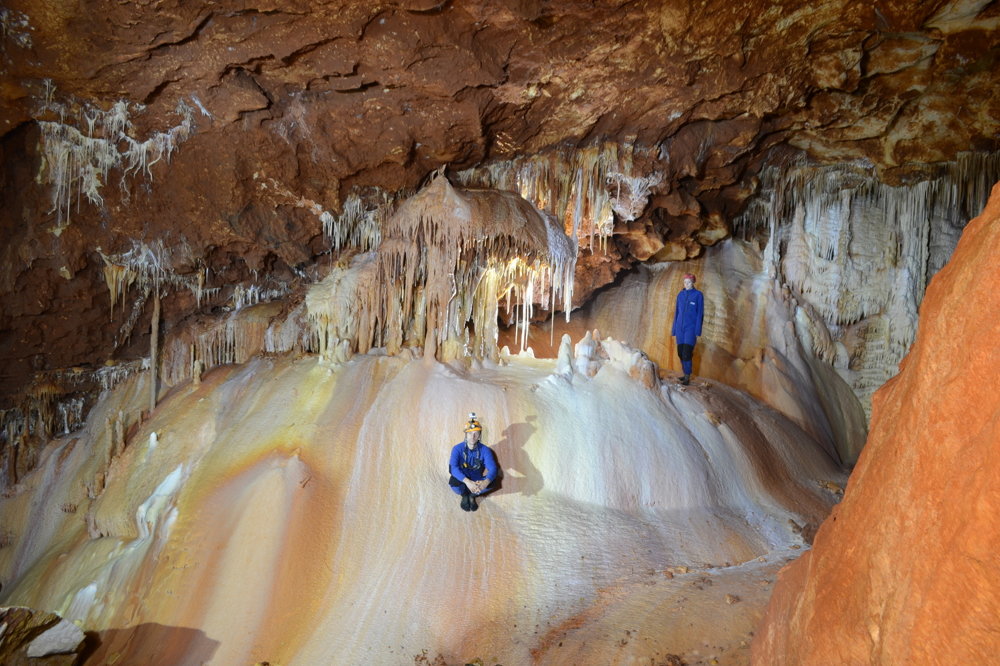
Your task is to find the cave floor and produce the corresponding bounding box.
[516,546,801,665]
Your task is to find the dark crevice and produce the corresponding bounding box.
[222,56,277,78]
[334,81,380,94]
[318,63,361,82]
[281,37,351,67]
[149,12,215,52]
[223,8,298,18]
[404,0,454,15]
[142,79,177,105]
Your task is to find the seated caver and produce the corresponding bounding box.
[448,413,498,512]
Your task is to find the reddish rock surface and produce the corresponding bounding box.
[752,183,1000,663]
[2,0,1000,403]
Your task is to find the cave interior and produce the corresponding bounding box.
[0,1,998,664]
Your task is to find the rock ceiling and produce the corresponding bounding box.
[1,0,999,402]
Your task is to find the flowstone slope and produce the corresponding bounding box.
[0,342,841,664]
[514,239,868,465]
[753,184,1000,664]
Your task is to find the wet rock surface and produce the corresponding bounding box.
[0,344,841,664]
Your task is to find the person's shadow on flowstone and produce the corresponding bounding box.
[494,416,542,496]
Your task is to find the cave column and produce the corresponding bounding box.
[150,285,160,413]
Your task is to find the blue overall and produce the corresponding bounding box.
[448,442,498,496]
[671,287,704,375]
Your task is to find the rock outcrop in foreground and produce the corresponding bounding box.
[753,184,1000,663]
[0,606,84,665]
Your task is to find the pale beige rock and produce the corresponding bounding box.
[26,617,84,658]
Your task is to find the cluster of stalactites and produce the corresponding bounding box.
[0,389,67,449]
[307,173,577,362]
[739,151,1000,416]
[454,142,660,249]
[231,284,289,311]
[99,237,308,389]
[320,189,403,253]
[104,240,285,317]
[99,241,205,344]
[159,303,315,387]
[35,84,194,226]
[0,358,151,487]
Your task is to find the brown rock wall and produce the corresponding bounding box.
[2,0,999,433]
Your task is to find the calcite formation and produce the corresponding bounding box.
[752,184,1000,664]
[1,1,999,661]
[739,152,1000,418]
[511,238,869,465]
[0,331,843,664]
[1,0,999,419]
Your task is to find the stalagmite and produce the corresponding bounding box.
[554,333,574,377]
[573,330,601,377]
[628,350,659,389]
[112,411,125,458]
[149,286,160,413]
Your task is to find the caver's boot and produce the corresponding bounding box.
[468,494,478,511]
[461,492,472,511]
[680,374,690,385]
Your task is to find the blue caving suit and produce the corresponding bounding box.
[671,286,704,376]
[449,442,498,495]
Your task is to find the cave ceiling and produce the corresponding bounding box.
[1,0,999,402]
